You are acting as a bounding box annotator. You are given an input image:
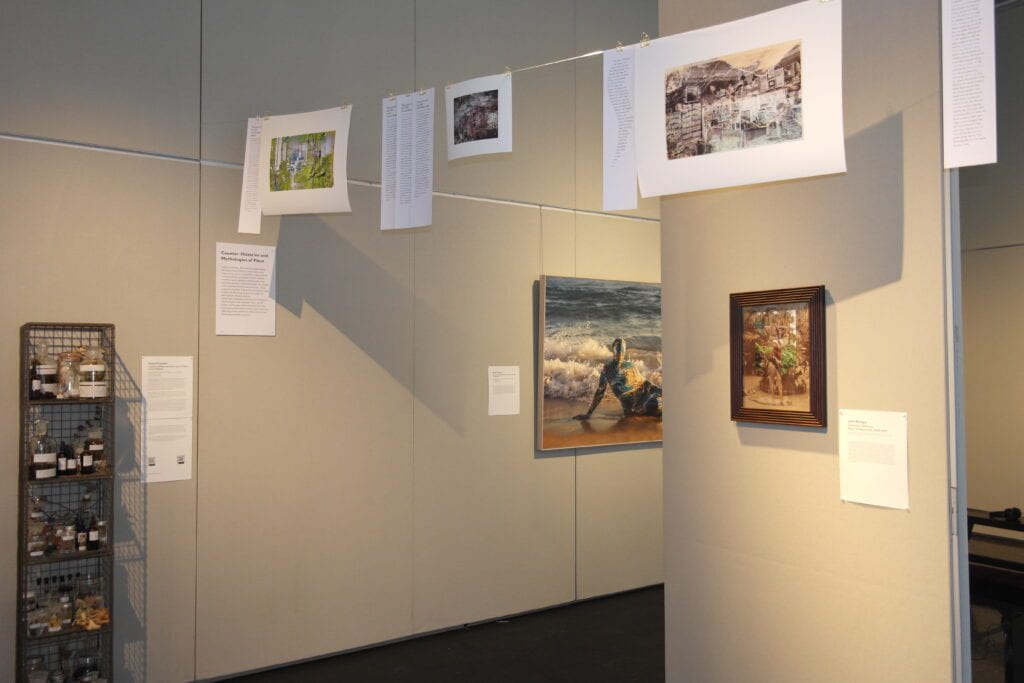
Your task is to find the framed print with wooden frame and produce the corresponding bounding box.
[730,285,825,427]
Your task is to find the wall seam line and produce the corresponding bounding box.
[194,2,204,680]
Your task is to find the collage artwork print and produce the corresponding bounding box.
[269,130,336,191]
[540,276,662,450]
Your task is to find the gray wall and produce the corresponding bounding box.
[0,2,661,680]
[659,0,956,680]
[961,3,1024,511]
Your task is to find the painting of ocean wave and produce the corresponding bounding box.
[538,276,662,450]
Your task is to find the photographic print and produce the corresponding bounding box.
[446,73,513,160]
[665,40,802,159]
[538,276,662,450]
[269,131,335,191]
[730,285,825,427]
[453,90,499,144]
[634,0,845,197]
[258,105,351,215]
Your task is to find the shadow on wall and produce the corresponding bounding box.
[112,354,146,682]
[273,213,466,434]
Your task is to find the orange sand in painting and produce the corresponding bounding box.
[542,398,662,450]
[742,375,810,412]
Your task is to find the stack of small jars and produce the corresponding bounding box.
[30,343,108,401]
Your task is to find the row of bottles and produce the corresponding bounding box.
[26,495,108,560]
[29,343,108,400]
[30,419,107,481]
[23,572,107,639]
[24,643,104,682]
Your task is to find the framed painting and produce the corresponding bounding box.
[730,285,826,427]
[538,275,662,450]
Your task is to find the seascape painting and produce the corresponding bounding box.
[539,276,662,450]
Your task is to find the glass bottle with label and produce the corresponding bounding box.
[26,496,49,557]
[29,419,58,481]
[35,343,58,399]
[84,425,105,473]
[57,350,82,399]
[78,347,108,399]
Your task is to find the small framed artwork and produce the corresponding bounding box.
[730,285,826,427]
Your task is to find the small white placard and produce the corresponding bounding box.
[237,117,263,234]
[141,356,194,421]
[144,417,193,484]
[488,366,520,416]
[839,409,909,509]
[215,242,276,336]
[942,0,997,168]
[603,46,638,211]
[446,73,512,160]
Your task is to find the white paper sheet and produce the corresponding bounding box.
[215,242,276,336]
[144,417,193,484]
[258,106,352,215]
[603,47,638,211]
[488,366,520,416]
[942,0,997,168]
[381,97,399,228]
[635,0,845,197]
[237,117,263,234]
[446,73,513,160]
[141,356,194,421]
[839,409,909,509]
[382,89,435,229]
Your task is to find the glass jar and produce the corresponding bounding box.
[35,342,58,399]
[84,427,105,474]
[72,648,101,682]
[57,350,82,399]
[26,496,49,557]
[26,604,48,637]
[24,654,49,683]
[78,347,108,399]
[30,420,58,481]
[59,524,77,554]
[96,520,108,548]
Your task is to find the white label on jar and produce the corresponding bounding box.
[89,530,99,541]
[32,379,41,390]
[38,364,56,374]
[58,457,67,470]
[79,364,105,372]
[41,382,58,393]
[29,549,43,557]
[82,454,93,467]
[89,444,104,451]
[33,452,57,464]
[79,381,108,398]
[36,467,56,479]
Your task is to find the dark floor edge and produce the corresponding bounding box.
[198,583,665,682]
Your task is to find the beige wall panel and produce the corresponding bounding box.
[413,197,575,632]
[659,0,954,681]
[195,174,415,678]
[540,209,577,277]
[961,4,1024,251]
[0,2,200,158]
[963,248,1024,510]
[416,1,576,207]
[573,0,660,219]
[200,0,415,179]
[0,139,199,682]
[572,213,663,598]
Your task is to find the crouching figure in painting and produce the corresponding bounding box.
[575,339,663,420]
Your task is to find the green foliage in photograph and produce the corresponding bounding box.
[268,130,335,192]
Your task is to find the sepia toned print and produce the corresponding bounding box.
[665,39,802,159]
[453,89,499,144]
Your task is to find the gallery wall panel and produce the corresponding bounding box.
[571,213,664,598]
[0,1,201,158]
[416,0,577,208]
[412,197,575,633]
[200,0,416,180]
[195,174,416,679]
[0,139,199,682]
[660,0,954,680]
